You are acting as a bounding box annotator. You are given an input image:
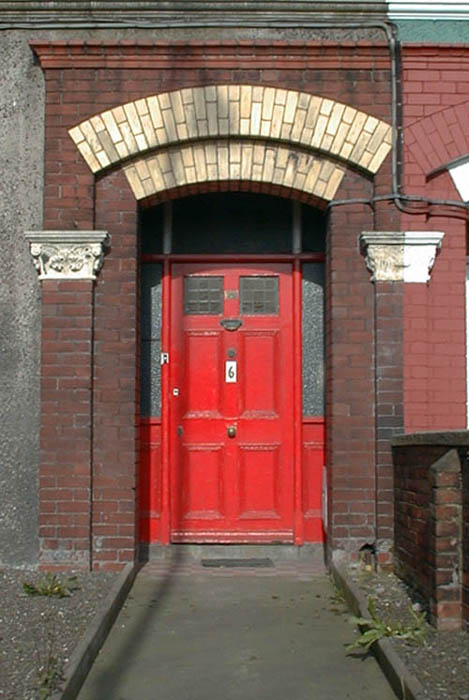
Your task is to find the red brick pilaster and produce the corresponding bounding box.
[25,230,109,570]
[92,170,139,571]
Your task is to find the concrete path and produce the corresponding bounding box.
[78,556,397,700]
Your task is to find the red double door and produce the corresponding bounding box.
[170,263,294,542]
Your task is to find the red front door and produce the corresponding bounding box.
[170,263,294,542]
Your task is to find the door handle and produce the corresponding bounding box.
[227,425,237,438]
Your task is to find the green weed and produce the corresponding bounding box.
[347,596,427,652]
[23,573,79,598]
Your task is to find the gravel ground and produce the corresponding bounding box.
[0,567,117,700]
[1,563,468,700]
[346,566,469,700]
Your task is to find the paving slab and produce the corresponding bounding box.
[77,559,397,700]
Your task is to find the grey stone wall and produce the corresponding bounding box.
[0,31,44,565]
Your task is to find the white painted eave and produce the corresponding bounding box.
[389,1,469,20]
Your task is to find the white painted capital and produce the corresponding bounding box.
[360,231,444,283]
[25,231,110,280]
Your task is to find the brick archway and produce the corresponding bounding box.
[69,84,392,201]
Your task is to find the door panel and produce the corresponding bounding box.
[170,263,294,542]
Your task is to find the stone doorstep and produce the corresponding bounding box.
[330,563,424,700]
[139,542,327,566]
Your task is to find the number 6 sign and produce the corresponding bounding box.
[225,360,237,383]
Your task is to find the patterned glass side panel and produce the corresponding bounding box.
[141,264,162,416]
[302,263,325,416]
[184,276,223,315]
[240,276,279,315]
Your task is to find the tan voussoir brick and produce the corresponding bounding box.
[350,131,372,163]
[90,115,106,133]
[262,88,275,122]
[119,122,139,155]
[304,159,322,192]
[161,109,178,143]
[158,93,171,111]
[330,122,351,157]
[124,103,144,137]
[241,145,253,180]
[207,102,218,136]
[284,91,299,124]
[324,166,346,199]
[270,104,285,139]
[147,97,164,130]
[367,141,392,173]
[96,131,119,163]
[193,145,208,181]
[80,121,102,155]
[76,141,101,173]
[124,165,146,199]
[274,88,287,106]
[148,158,165,192]
[193,88,207,121]
[169,151,185,185]
[216,85,229,120]
[93,148,110,169]
[115,141,130,159]
[240,86,252,120]
[101,111,124,144]
[311,114,328,149]
[140,114,158,148]
[319,99,334,117]
[170,91,186,125]
[291,109,307,142]
[218,144,229,180]
[69,126,85,145]
[326,103,345,136]
[250,102,262,136]
[112,106,126,124]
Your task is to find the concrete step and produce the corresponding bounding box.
[140,542,327,567]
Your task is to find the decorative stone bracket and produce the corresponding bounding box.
[24,231,110,280]
[360,231,445,283]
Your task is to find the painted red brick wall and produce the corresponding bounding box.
[401,46,468,432]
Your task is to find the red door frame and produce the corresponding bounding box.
[141,252,325,545]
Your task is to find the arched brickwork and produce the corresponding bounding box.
[405,99,469,177]
[123,140,346,201]
[69,85,392,201]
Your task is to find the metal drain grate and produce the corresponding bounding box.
[201,558,274,568]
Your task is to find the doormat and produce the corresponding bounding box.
[201,558,274,568]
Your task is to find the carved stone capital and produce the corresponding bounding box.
[360,231,444,283]
[24,231,110,280]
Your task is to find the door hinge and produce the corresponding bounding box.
[160,352,169,365]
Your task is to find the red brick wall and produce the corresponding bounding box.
[92,170,140,571]
[393,435,467,630]
[39,280,94,569]
[401,46,468,431]
[326,172,377,555]
[36,40,395,566]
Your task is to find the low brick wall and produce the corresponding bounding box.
[392,432,469,631]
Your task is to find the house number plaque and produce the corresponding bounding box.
[225,361,237,383]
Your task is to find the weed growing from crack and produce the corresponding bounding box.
[347,596,427,652]
[23,573,79,598]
